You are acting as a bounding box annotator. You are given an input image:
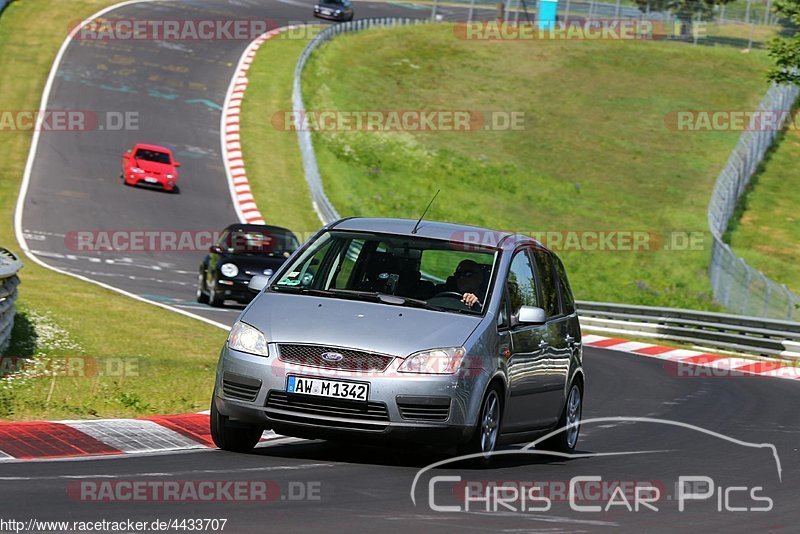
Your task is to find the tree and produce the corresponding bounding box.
[632,0,735,37]
[767,0,800,84]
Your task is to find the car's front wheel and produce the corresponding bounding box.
[208,278,225,307]
[210,395,263,453]
[458,384,502,462]
[196,271,210,304]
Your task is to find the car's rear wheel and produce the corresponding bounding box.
[210,394,263,453]
[542,381,582,452]
[458,384,501,462]
[196,272,209,304]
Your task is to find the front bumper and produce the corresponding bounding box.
[314,10,348,20]
[215,345,489,445]
[126,174,175,190]
[214,278,255,303]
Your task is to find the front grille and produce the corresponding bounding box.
[266,391,390,429]
[222,373,261,402]
[277,344,394,372]
[397,397,451,422]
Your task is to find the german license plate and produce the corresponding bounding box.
[144,177,158,183]
[286,376,368,401]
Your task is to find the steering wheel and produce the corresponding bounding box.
[431,291,464,300]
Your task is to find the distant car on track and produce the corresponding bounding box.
[197,223,300,307]
[313,0,354,21]
[121,143,180,193]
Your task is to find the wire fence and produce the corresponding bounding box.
[707,83,800,321]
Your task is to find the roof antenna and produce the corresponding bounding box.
[411,189,440,234]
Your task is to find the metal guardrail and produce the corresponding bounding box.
[707,83,800,321]
[0,248,22,354]
[293,18,429,225]
[577,300,800,360]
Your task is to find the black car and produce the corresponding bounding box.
[314,0,354,21]
[197,224,300,307]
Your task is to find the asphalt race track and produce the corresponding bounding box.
[13,0,800,531]
[20,0,454,326]
[2,348,799,531]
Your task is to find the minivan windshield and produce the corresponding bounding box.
[271,230,497,315]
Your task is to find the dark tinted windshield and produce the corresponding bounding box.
[222,229,299,256]
[272,230,497,315]
[134,149,171,164]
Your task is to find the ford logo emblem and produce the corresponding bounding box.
[321,352,344,362]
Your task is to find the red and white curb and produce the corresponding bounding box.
[584,334,800,380]
[5,336,797,462]
[0,413,288,462]
[221,25,302,226]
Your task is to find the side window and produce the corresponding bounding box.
[506,250,537,320]
[554,256,576,315]
[532,249,560,317]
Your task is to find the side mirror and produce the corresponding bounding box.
[122,152,131,159]
[248,274,270,293]
[518,306,546,325]
[209,245,224,254]
[174,161,181,168]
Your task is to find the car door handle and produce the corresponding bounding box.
[538,340,549,350]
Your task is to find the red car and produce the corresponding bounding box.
[121,144,180,193]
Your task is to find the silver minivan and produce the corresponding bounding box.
[211,218,584,457]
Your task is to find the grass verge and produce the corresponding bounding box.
[299,24,773,309]
[728,120,800,294]
[0,0,227,421]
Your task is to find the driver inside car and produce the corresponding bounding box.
[454,259,485,310]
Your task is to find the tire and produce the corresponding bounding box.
[458,384,502,463]
[210,395,263,453]
[208,278,225,307]
[542,381,582,453]
[196,271,210,304]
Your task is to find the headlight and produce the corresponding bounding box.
[335,9,341,13]
[228,321,269,357]
[166,174,174,179]
[398,347,466,374]
[220,263,238,278]
[314,5,319,10]
[131,167,144,173]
